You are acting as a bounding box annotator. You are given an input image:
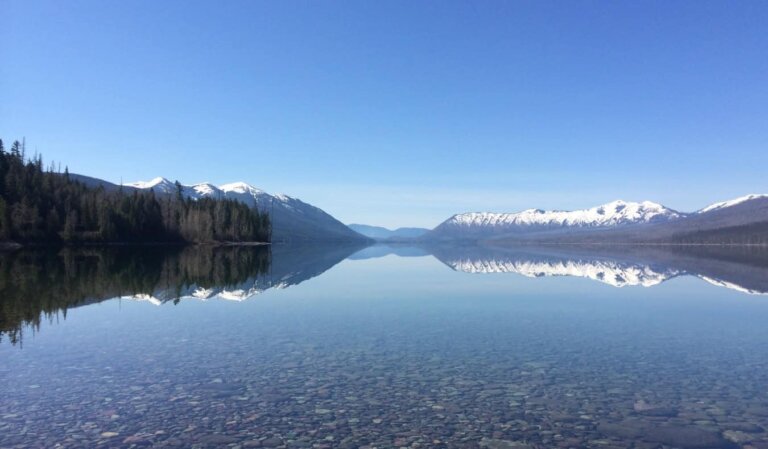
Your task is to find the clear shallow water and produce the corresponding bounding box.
[2,245,768,449]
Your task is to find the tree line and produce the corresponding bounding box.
[669,222,768,245]
[0,138,270,244]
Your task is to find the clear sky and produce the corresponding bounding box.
[1,1,767,228]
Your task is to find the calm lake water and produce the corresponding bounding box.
[2,244,768,449]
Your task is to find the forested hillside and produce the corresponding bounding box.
[0,139,270,245]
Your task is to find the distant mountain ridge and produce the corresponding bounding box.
[425,196,768,244]
[348,224,429,241]
[431,200,680,238]
[698,194,768,213]
[76,172,768,245]
[126,177,369,243]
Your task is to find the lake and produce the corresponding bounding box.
[2,244,768,449]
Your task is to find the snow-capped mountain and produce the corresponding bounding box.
[425,194,768,243]
[126,177,271,204]
[697,193,768,214]
[447,200,680,228]
[427,200,683,240]
[127,177,179,193]
[127,177,368,242]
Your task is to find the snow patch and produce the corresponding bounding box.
[126,177,175,192]
[220,182,264,195]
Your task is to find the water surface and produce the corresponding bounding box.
[2,244,768,449]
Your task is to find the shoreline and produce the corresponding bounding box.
[417,240,768,248]
[0,240,271,251]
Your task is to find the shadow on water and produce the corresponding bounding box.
[0,243,365,346]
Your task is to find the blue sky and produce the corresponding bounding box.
[2,1,767,228]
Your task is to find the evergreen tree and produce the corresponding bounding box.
[0,137,271,245]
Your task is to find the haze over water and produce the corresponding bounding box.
[2,245,768,448]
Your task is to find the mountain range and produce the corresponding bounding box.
[424,195,768,244]
[347,224,430,241]
[123,177,369,243]
[73,173,767,245]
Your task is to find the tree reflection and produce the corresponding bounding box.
[0,246,270,346]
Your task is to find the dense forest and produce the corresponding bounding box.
[0,138,270,245]
[668,222,768,245]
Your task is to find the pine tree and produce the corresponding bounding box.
[0,196,9,239]
[0,136,272,244]
[62,210,78,241]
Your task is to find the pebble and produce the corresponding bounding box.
[2,246,768,448]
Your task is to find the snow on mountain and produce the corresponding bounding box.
[698,194,768,213]
[190,182,221,197]
[437,200,681,233]
[130,177,285,206]
[220,181,260,193]
[423,197,768,242]
[126,177,177,193]
[128,178,368,242]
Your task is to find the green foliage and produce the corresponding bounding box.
[0,138,271,244]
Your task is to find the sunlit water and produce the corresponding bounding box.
[2,245,768,449]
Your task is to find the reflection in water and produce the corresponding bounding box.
[0,244,363,345]
[0,245,768,343]
[3,243,768,346]
[2,243,768,448]
[347,245,431,260]
[428,244,768,295]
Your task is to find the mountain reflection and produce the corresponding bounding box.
[3,243,768,346]
[428,244,768,294]
[0,244,363,346]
